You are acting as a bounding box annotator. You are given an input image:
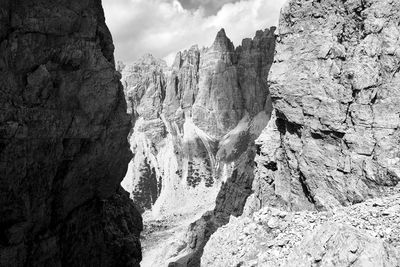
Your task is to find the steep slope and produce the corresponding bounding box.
[0,0,142,266]
[246,0,400,213]
[121,28,276,265]
[175,28,276,267]
[203,192,400,266]
[202,0,400,265]
[121,54,167,213]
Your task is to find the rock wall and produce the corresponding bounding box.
[122,29,276,217]
[168,29,276,266]
[246,0,400,213]
[202,0,400,265]
[121,55,167,213]
[0,0,142,266]
[121,29,276,265]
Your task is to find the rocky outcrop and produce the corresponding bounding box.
[0,0,142,266]
[202,0,400,265]
[202,191,400,266]
[164,28,276,266]
[243,110,294,215]
[245,0,400,213]
[120,54,167,213]
[121,28,276,265]
[287,222,399,267]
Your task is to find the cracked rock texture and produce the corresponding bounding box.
[246,0,400,213]
[120,29,276,265]
[203,0,400,266]
[0,0,142,266]
[202,190,400,266]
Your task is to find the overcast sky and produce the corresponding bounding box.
[103,0,287,65]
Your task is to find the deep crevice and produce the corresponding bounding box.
[299,171,316,204]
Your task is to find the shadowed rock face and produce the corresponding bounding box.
[0,0,142,266]
[246,0,400,212]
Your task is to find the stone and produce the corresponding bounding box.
[267,217,280,229]
[202,194,400,266]
[0,0,142,266]
[286,222,399,267]
[257,0,400,212]
[120,28,276,265]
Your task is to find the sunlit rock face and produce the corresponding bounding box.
[202,194,400,266]
[121,28,276,265]
[0,0,142,266]
[122,28,275,215]
[203,0,400,264]
[244,0,400,214]
[120,55,167,213]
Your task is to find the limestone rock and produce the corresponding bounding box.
[287,222,399,267]
[0,0,142,266]
[265,0,400,211]
[121,28,276,265]
[165,28,276,266]
[120,54,167,213]
[202,193,400,266]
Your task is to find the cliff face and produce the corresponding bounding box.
[246,0,400,213]
[122,29,276,216]
[121,55,167,213]
[202,0,400,265]
[0,0,142,266]
[121,28,276,265]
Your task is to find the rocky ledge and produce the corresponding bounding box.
[203,189,400,266]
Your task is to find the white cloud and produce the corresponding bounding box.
[178,0,242,16]
[103,0,286,65]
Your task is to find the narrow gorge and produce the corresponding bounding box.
[120,0,400,266]
[1,0,400,266]
[120,28,276,265]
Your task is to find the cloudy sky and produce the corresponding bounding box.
[103,0,287,65]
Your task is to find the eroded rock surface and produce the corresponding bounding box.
[287,222,399,267]
[203,0,400,266]
[121,29,276,265]
[0,0,142,266]
[166,28,276,266]
[202,191,400,266]
[247,0,400,213]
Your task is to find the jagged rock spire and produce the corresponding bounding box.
[212,28,235,52]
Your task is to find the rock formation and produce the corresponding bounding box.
[0,0,142,266]
[120,54,167,213]
[121,28,276,265]
[286,222,399,267]
[202,191,400,266]
[202,0,400,266]
[245,0,400,213]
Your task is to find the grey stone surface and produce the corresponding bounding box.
[202,191,400,266]
[257,0,400,211]
[203,0,400,266]
[121,28,276,265]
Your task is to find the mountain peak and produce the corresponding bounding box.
[212,28,234,52]
[216,28,227,38]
